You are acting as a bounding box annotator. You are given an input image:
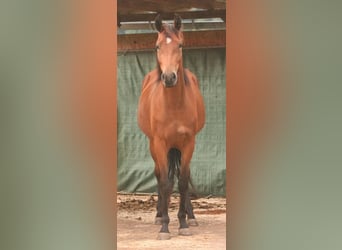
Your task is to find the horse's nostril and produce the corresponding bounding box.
[161,73,166,81]
[171,72,176,81]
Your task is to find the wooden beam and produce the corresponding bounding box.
[118,10,226,24]
[117,30,225,52]
[119,22,225,32]
[118,0,226,15]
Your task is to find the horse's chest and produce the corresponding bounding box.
[167,122,193,137]
[148,90,199,144]
[153,117,195,144]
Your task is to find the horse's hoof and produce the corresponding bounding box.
[187,218,198,226]
[154,217,162,225]
[179,228,192,236]
[157,232,171,240]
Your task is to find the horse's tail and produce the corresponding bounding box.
[167,148,181,184]
[167,148,198,198]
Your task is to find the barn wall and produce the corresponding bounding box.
[117,48,226,196]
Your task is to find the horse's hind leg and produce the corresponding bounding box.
[186,196,198,226]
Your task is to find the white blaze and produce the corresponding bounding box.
[166,37,172,44]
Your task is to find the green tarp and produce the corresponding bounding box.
[117,48,226,196]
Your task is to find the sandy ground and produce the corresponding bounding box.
[117,193,226,250]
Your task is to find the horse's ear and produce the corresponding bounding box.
[174,14,182,31]
[155,14,163,32]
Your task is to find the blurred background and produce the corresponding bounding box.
[228,1,342,249]
[1,0,116,249]
[1,0,342,249]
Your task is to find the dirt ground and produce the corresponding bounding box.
[117,193,226,250]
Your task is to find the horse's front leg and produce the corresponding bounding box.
[151,138,173,240]
[151,141,163,225]
[155,185,162,224]
[178,139,196,236]
[155,183,172,225]
[156,175,173,240]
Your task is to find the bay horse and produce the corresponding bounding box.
[137,14,205,240]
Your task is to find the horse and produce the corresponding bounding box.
[137,14,206,240]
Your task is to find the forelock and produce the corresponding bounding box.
[162,23,179,37]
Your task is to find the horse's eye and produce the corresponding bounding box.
[179,44,183,49]
[155,45,160,51]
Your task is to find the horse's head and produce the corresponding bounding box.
[155,14,184,88]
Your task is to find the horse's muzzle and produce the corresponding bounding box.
[161,72,177,87]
